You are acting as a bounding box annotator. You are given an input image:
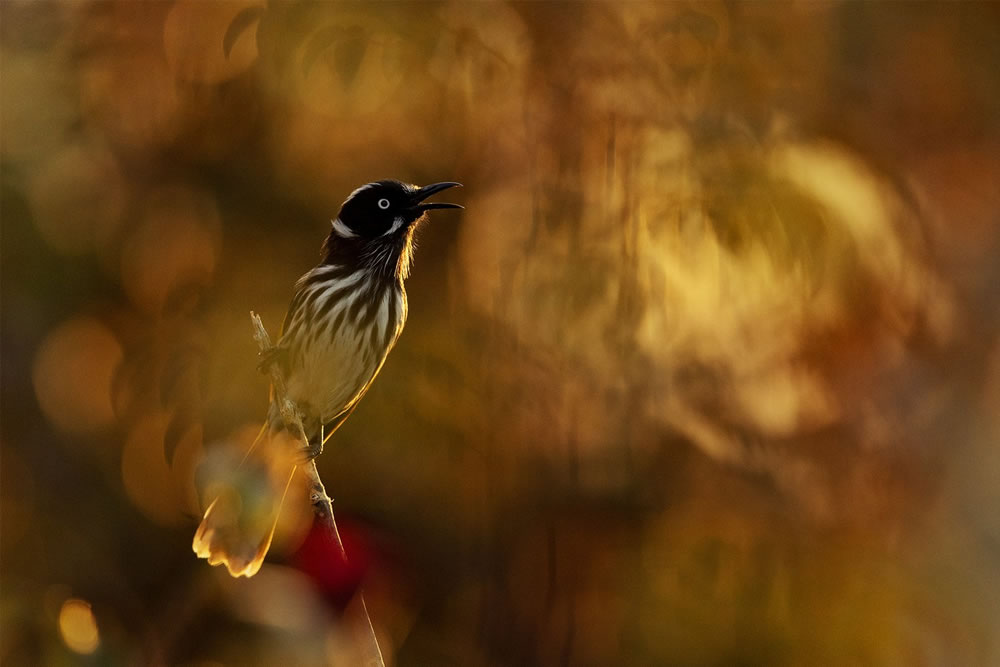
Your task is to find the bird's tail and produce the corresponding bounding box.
[192,411,304,578]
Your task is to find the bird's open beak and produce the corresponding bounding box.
[410,182,463,212]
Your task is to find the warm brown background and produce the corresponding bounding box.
[3,2,999,665]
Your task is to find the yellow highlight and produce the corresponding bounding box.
[32,317,122,436]
[58,598,99,655]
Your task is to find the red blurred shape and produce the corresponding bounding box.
[290,516,371,609]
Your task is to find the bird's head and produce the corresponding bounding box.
[326,179,462,280]
[333,179,462,240]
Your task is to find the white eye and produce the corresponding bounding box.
[377,198,390,210]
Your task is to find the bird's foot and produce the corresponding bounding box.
[299,435,323,463]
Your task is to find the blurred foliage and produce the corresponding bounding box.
[2,1,1000,665]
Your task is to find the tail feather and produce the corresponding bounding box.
[192,421,302,578]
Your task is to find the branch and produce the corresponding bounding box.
[250,311,384,667]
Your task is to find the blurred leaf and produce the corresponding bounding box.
[224,4,264,60]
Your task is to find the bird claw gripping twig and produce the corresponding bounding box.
[300,435,324,463]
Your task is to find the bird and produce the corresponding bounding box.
[193,179,463,577]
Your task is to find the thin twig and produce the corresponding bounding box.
[250,311,384,667]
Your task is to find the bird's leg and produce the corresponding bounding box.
[304,423,325,461]
[271,400,322,463]
[293,415,323,463]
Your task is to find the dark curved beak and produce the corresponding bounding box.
[410,182,463,212]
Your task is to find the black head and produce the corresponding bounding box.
[334,179,462,240]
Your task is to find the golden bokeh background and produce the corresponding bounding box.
[2,1,1000,665]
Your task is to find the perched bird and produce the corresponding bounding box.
[193,180,463,577]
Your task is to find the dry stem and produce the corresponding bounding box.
[250,311,384,667]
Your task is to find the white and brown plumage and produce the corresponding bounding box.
[193,180,462,576]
